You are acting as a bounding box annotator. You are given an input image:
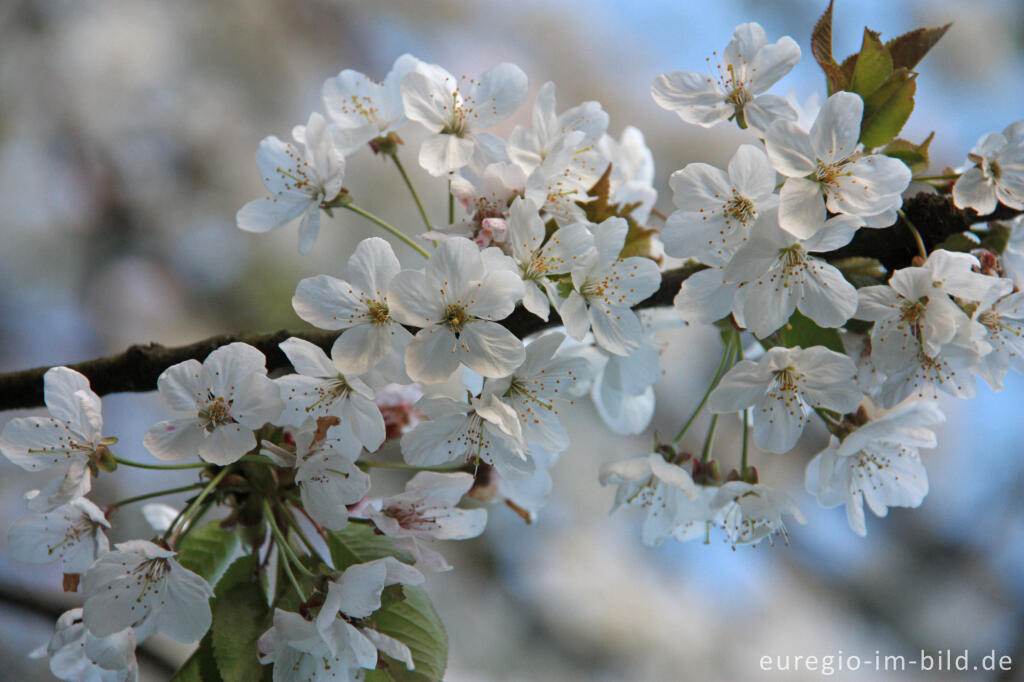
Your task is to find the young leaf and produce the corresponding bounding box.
[776,310,845,354]
[171,632,222,682]
[830,257,887,287]
[177,522,241,587]
[935,232,981,253]
[811,0,846,94]
[369,585,448,682]
[979,222,1012,254]
[327,524,414,570]
[882,132,934,175]
[211,555,270,682]
[849,28,893,97]
[860,69,917,149]
[885,24,952,71]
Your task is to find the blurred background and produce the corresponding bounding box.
[1,0,1024,679]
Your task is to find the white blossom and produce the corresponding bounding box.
[600,453,720,546]
[952,121,1024,214]
[598,126,658,224]
[973,289,1024,390]
[712,481,805,547]
[806,400,945,536]
[274,337,386,458]
[321,53,422,153]
[764,91,911,239]
[9,497,110,574]
[507,81,608,174]
[428,161,527,245]
[143,342,283,465]
[37,608,137,682]
[709,345,862,453]
[503,198,594,321]
[652,22,800,131]
[237,112,346,253]
[0,367,108,512]
[401,394,530,479]
[292,237,412,376]
[662,144,778,265]
[558,217,662,355]
[724,213,860,338]
[402,62,528,175]
[82,540,213,643]
[363,471,487,571]
[389,237,525,383]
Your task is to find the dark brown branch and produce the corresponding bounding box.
[822,192,1024,270]
[0,265,704,412]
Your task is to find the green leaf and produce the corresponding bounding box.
[860,68,916,149]
[882,132,933,175]
[849,29,893,97]
[885,24,951,71]
[177,522,241,587]
[935,232,981,253]
[979,222,1012,254]
[830,257,887,287]
[369,585,448,682]
[776,311,844,354]
[327,524,414,571]
[811,0,846,94]
[171,632,222,682]
[211,555,270,682]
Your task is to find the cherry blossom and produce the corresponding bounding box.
[388,237,526,382]
[236,112,346,253]
[662,144,778,265]
[724,213,860,338]
[402,62,528,175]
[0,367,110,512]
[952,120,1024,214]
[292,236,412,376]
[363,471,487,571]
[8,497,110,574]
[274,337,386,457]
[598,126,658,224]
[712,481,805,546]
[82,540,214,643]
[143,342,283,465]
[709,345,861,453]
[764,91,912,238]
[321,53,422,153]
[806,401,945,536]
[503,198,594,321]
[558,217,662,355]
[652,22,800,131]
[507,81,608,174]
[401,394,530,479]
[35,608,137,682]
[972,289,1024,390]
[427,161,527,245]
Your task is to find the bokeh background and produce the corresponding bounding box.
[2,0,1024,680]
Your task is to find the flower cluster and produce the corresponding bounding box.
[4,14,1024,681]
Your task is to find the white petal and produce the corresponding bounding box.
[457,322,525,377]
[405,329,461,383]
[810,91,862,162]
[156,360,207,413]
[198,425,255,465]
[764,120,817,177]
[418,133,476,176]
[236,198,306,233]
[469,62,529,128]
[708,360,767,412]
[331,324,396,376]
[778,177,826,239]
[143,419,205,462]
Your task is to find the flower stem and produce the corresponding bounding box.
[165,466,232,545]
[912,173,959,182]
[389,152,433,231]
[448,178,455,224]
[672,333,736,446]
[110,483,204,508]
[700,414,720,464]
[342,203,431,258]
[276,501,319,556]
[736,342,750,475]
[263,499,316,581]
[113,456,208,470]
[899,209,928,260]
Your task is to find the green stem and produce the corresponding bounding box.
[447,178,454,224]
[173,499,213,546]
[277,501,319,556]
[342,204,430,258]
[899,209,928,260]
[165,466,232,544]
[357,460,466,473]
[672,334,736,445]
[110,483,204,508]
[263,499,316,580]
[700,414,720,464]
[736,342,750,476]
[389,152,433,231]
[912,173,959,182]
[113,456,208,470]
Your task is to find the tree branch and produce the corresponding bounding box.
[0,265,705,412]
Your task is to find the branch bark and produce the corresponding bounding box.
[0,264,705,412]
